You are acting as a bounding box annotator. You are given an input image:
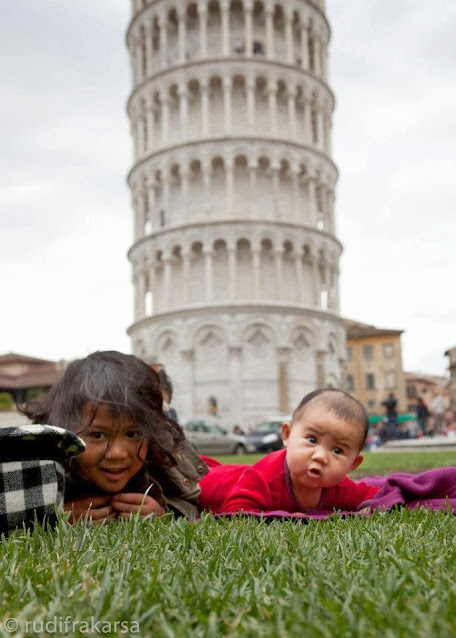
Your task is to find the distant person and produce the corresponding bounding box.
[232,425,245,436]
[415,397,429,436]
[381,393,397,422]
[156,367,179,423]
[432,393,444,435]
[199,389,380,514]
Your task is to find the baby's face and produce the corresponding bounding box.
[282,403,363,492]
[78,403,146,493]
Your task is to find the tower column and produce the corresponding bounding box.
[268,80,278,137]
[301,22,309,70]
[161,94,169,143]
[311,256,320,306]
[223,76,233,134]
[288,86,297,138]
[145,96,155,152]
[307,174,318,226]
[304,90,312,143]
[182,248,191,304]
[225,158,234,217]
[228,242,237,300]
[274,248,284,300]
[202,158,212,215]
[246,77,255,133]
[178,84,189,139]
[201,79,209,135]
[134,264,147,320]
[159,14,168,69]
[177,6,187,64]
[285,9,294,64]
[198,1,208,58]
[163,255,172,308]
[181,168,190,220]
[252,244,261,300]
[313,35,322,76]
[203,247,214,301]
[244,0,254,58]
[249,159,257,217]
[220,0,230,56]
[145,23,153,77]
[291,167,300,220]
[265,4,274,58]
[229,347,242,425]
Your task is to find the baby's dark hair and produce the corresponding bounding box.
[292,389,369,449]
[20,350,184,467]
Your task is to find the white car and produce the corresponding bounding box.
[182,418,256,455]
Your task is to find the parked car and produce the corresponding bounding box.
[245,415,291,453]
[182,418,256,455]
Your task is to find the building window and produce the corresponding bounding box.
[363,345,373,360]
[367,399,376,410]
[347,375,354,391]
[346,347,352,362]
[385,371,396,389]
[383,343,394,358]
[407,385,417,399]
[366,373,375,390]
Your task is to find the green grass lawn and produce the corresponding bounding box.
[1,510,456,637]
[216,450,456,476]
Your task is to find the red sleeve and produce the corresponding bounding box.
[327,477,381,511]
[222,466,274,513]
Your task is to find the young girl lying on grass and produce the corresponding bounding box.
[199,389,381,514]
[21,351,208,522]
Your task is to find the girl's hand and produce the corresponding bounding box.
[64,495,116,524]
[111,493,166,518]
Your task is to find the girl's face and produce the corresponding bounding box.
[78,403,147,493]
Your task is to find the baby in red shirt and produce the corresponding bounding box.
[200,389,380,514]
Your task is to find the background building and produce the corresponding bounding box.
[405,371,449,414]
[344,320,407,415]
[126,0,345,427]
[0,353,64,405]
[444,346,456,410]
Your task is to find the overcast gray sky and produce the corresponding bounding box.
[1,1,454,376]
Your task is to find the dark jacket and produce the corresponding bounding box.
[65,439,208,520]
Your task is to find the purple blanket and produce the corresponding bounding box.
[212,467,456,520]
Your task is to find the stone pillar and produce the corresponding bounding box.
[268,80,277,137]
[181,168,190,219]
[221,0,230,56]
[134,264,147,320]
[285,9,293,64]
[265,4,274,58]
[226,158,234,217]
[287,86,297,138]
[145,23,153,77]
[198,1,208,58]
[274,248,284,300]
[304,91,312,144]
[307,174,318,226]
[291,168,300,220]
[137,116,145,156]
[246,77,255,133]
[159,14,168,69]
[311,256,320,306]
[182,248,191,304]
[317,105,325,151]
[223,76,232,134]
[229,347,242,425]
[147,180,156,228]
[131,121,138,159]
[271,162,280,217]
[203,247,213,301]
[178,84,189,139]
[146,97,155,152]
[313,35,322,76]
[333,264,340,312]
[301,22,309,70]
[162,174,170,217]
[202,158,211,215]
[278,348,291,413]
[161,94,169,143]
[177,6,186,64]
[163,255,172,308]
[136,192,146,239]
[252,244,261,300]
[249,160,257,217]
[228,243,237,299]
[294,249,304,303]
[244,0,253,58]
[181,349,195,417]
[201,79,209,135]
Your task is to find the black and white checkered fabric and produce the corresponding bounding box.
[0,424,85,534]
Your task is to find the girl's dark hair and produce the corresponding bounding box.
[292,389,369,448]
[20,350,184,468]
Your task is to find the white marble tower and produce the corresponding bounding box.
[126,0,345,427]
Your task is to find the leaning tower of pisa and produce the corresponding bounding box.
[126,0,345,427]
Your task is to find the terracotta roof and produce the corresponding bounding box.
[344,319,403,339]
[0,352,56,365]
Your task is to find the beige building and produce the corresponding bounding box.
[445,347,456,410]
[405,372,449,414]
[344,321,406,415]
